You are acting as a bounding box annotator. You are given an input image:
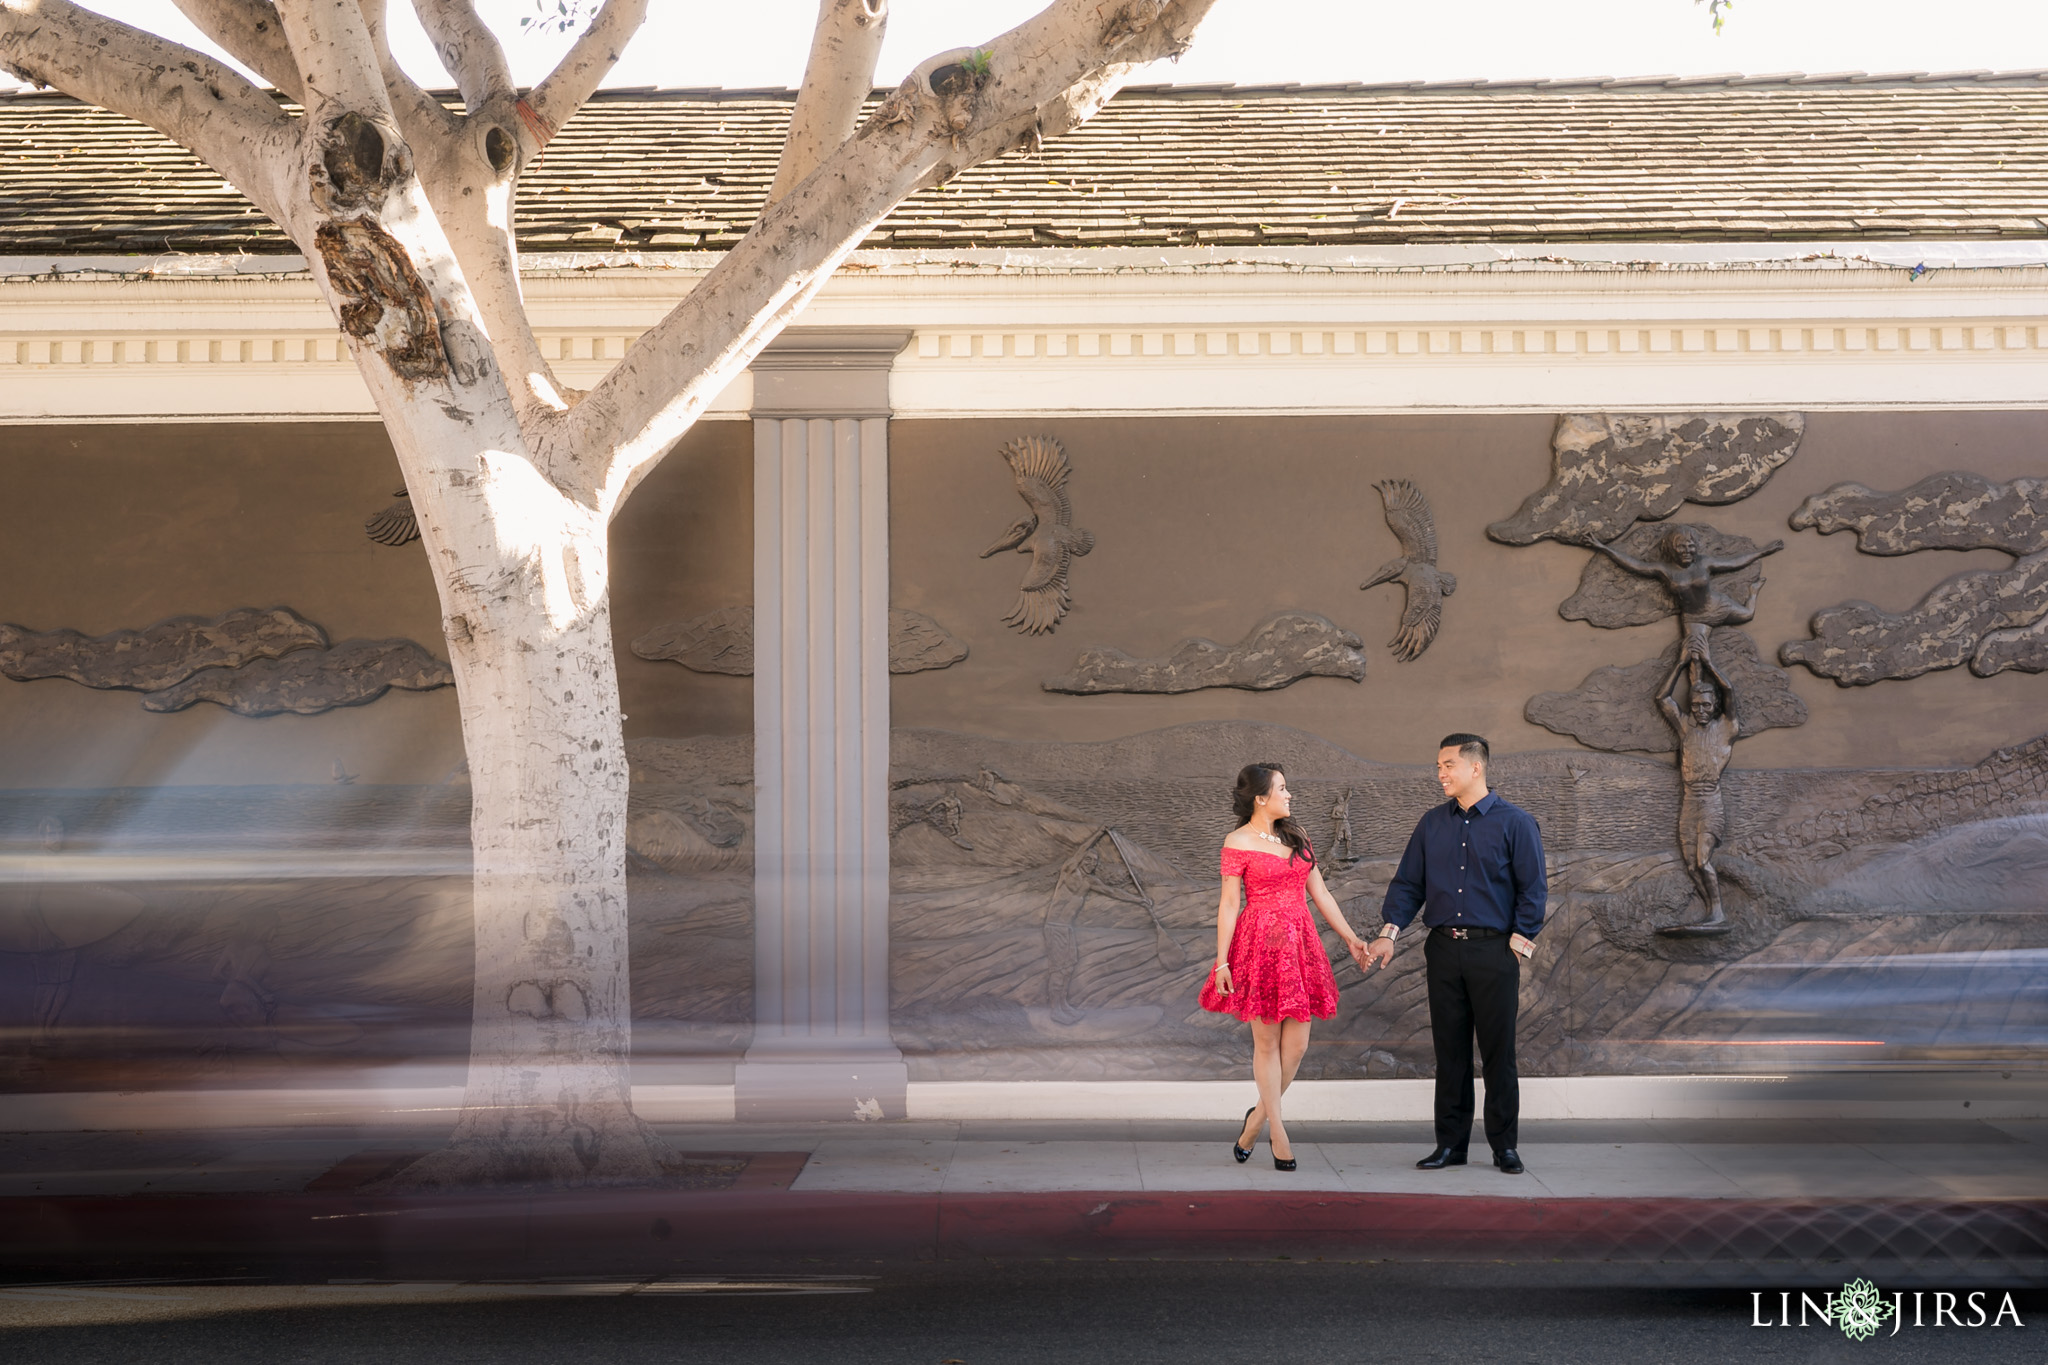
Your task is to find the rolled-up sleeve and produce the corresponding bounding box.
[1510,811,1548,938]
[1381,819,1429,929]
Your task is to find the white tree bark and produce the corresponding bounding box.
[769,0,888,205]
[168,0,305,101]
[0,0,1221,1186]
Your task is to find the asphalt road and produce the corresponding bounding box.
[1,1262,2038,1364]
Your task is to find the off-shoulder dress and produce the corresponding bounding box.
[1197,845,1341,1022]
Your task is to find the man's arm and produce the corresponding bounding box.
[1381,820,1429,930]
[1365,818,1430,969]
[1509,811,1548,941]
[1655,651,1687,725]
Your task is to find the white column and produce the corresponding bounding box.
[736,330,909,1121]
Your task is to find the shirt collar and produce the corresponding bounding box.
[1450,789,1498,817]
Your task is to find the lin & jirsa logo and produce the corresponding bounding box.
[1752,1279,2025,1338]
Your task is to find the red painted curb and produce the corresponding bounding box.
[5,1190,2043,1272]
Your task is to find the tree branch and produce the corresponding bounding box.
[356,0,452,139]
[520,0,647,153]
[168,0,303,101]
[411,0,513,114]
[0,0,293,220]
[768,0,887,205]
[566,0,1218,514]
[272,0,390,124]
[392,6,563,424]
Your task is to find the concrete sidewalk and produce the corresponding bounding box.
[3,1116,2044,1201]
[785,1126,2048,1203]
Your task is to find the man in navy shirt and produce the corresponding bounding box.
[1364,733,1546,1175]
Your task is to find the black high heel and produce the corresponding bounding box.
[1232,1106,1256,1163]
[1273,1154,1297,1172]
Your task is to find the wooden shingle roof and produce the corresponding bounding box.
[4,74,2048,255]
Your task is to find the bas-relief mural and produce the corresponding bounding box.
[7,413,2048,1089]
[1359,479,1455,661]
[0,607,453,716]
[1781,473,2048,683]
[981,435,1093,636]
[364,489,420,547]
[1043,611,1367,695]
[1491,413,1809,936]
[630,606,968,676]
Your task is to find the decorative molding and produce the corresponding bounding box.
[0,327,754,420]
[5,320,2048,420]
[904,323,2048,363]
[9,247,2048,419]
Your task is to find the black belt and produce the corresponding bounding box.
[1434,926,1503,940]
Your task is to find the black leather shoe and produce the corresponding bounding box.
[1232,1107,1256,1164]
[1273,1154,1297,1171]
[1493,1148,1525,1175]
[1415,1147,1467,1170]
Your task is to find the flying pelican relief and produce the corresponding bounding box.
[981,436,1094,635]
[1361,478,1457,661]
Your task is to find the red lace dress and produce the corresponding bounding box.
[1198,845,1341,1023]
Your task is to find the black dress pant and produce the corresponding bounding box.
[1424,930,1520,1154]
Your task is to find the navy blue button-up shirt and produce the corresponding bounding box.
[1380,790,1547,937]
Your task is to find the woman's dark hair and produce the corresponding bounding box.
[1233,762,1314,866]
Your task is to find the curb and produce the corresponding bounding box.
[7,1190,2044,1284]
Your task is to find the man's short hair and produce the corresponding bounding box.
[1439,733,1489,768]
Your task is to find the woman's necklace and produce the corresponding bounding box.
[1254,828,1286,845]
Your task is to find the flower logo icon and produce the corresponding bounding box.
[1835,1279,1895,1341]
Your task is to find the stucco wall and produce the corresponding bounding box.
[0,418,752,791]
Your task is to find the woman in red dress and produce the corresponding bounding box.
[1199,763,1370,1169]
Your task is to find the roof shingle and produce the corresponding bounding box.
[4,74,2048,254]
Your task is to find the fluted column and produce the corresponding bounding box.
[736,330,909,1121]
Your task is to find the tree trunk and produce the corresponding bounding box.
[368,422,666,1189]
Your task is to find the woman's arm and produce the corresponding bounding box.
[1212,873,1243,991]
[1704,539,1785,571]
[1588,537,1662,577]
[1307,866,1367,960]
